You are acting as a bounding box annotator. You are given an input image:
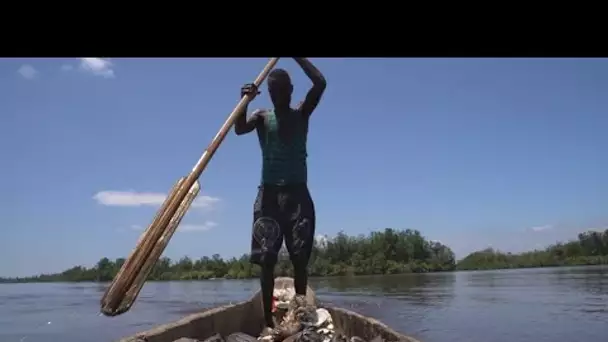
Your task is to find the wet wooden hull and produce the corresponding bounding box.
[118,278,420,342]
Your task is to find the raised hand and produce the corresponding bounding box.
[241,83,260,99]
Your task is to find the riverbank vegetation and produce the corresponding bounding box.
[1,229,455,282]
[1,229,607,283]
[456,230,608,270]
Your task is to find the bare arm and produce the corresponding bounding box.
[234,83,263,135]
[234,107,263,135]
[294,58,327,118]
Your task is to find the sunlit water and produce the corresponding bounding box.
[1,266,607,342]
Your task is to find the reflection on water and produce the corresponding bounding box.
[313,272,456,307]
[0,266,607,342]
[94,283,108,294]
[311,272,457,337]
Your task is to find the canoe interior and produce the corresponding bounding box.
[118,277,419,342]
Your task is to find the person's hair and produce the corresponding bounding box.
[268,68,291,89]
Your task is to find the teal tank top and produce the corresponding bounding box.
[259,109,308,185]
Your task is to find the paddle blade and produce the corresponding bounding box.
[100,178,200,316]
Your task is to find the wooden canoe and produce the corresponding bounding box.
[118,277,421,342]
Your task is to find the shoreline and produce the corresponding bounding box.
[3,228,606,284]
[2,262,607,284]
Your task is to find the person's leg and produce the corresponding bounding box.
[250,186,283,328]
[283,185,316,296]
[259,260,275,328]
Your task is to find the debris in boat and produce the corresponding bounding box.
[200,333,225,342]
[169,291,386,342]
[272,286,297,311]
[254,290,381,342]
[225,332,259,342]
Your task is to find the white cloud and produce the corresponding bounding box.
[17,64,37,79]
[93,190,220,209]
[529,225,553,232]
[79,58,115,78]
[180,222,217,232]
[585,226,608,232]
[130,221,217,233]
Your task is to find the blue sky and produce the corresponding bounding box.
[1,58,607,277]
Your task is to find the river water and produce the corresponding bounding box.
[1,266,607,342]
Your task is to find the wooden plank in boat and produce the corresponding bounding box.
[117,278,420,342]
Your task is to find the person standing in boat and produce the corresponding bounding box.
[234,58,327,331]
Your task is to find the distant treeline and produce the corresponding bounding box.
[456,230,608,270]
[1,229,607,283]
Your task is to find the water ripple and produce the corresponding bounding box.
[1,266,607,342]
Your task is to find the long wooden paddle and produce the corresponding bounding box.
[100,57,280,316]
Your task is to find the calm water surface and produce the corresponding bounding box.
[1,266,607,342]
